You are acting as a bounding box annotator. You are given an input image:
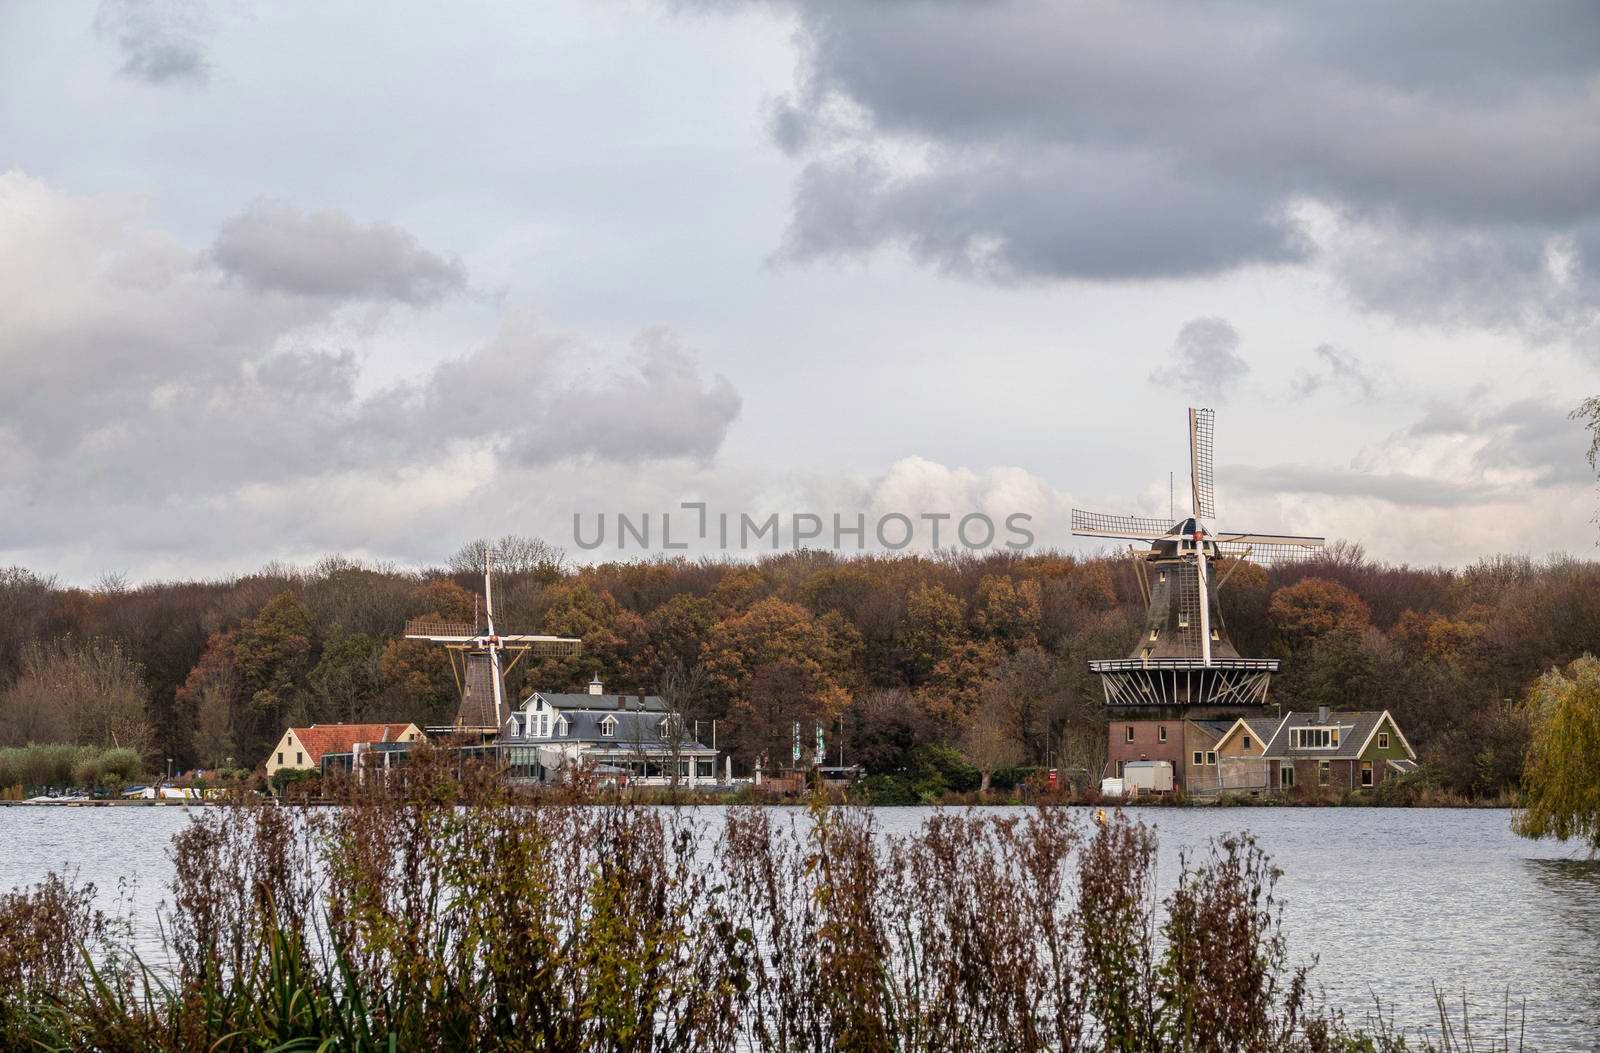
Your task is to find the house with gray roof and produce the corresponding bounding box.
[1208,706,1417,795]
[498,675,720,785]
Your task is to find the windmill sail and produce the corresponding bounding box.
[1070,509,1177,541]
[1189,407,1215,520]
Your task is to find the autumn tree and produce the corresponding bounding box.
[0,638,154,755]
[961,704,1025,796]
[1268,577,1371,651]
[231,592,316,757]
[1516,655,1600,852]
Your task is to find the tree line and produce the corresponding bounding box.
[1,538,1598,798]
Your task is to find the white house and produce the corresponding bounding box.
[499,676,719,785]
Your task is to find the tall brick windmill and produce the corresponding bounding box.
[406,553,582,737]
[1072,409,1324,786]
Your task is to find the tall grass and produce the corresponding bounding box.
[0,753,1521,1051]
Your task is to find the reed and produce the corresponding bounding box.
[0,754,1524,1051]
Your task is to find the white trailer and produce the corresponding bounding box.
[1121,760,1174,796]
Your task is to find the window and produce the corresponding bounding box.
[1318,761,1329,786]
[1290,727,1339,750]
[1206,751,1217,766]
[1361,761,1374,787]
[557,717,568,738]
[1193,751,1204,766]
[296,752,303,765]
[1158,725,1167,743]
[277,752,283,765]
[1125,726,1135,743]
[1158,572,1167,584]
[600,716,616,737]
[1242,735,1251,749]
[1378,732,1390,750]
[1281,766,1295,788]
[536,714,548,737]
[1116,761,1125,778]
[1210,628,1220,641]
[1149,629,1159,641]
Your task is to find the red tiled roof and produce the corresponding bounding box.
[287,723,419,765]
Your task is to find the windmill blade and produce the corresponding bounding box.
[1215,536,1324,566]
[404,618,479,640]
[1214,532,1325,547]
[1072,508,1176,541]
[1189,407,1216,520]
[497,636,583,657]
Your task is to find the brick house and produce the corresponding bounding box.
[1210,708,1417,794]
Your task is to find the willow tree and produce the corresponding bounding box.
[1515,655,1600,852]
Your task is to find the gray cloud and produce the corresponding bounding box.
[1225,398,1591,511]
[211,201,468,305]
[95,0,213,85]
[0,175,741,563]
[1153,317,1249,403]
[1293,344,1376,399]
[1227,464,1503,509]
[737,0,1600,336]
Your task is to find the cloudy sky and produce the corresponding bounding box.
[2,0,1598,581]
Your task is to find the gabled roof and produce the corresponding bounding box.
[1263,711,1413,760]
[286,723,420,765]
[524,691,669,714]
[504,708,712,750]
[1213,715,1284,753]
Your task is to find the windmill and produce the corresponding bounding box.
[1071,408,1324,710]
[405,553,583,736]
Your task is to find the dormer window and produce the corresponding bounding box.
[1290,726,1340,750]
[556,717,568,738]
[599,715,617,737]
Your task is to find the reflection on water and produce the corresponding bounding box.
[2,805,1598,1050]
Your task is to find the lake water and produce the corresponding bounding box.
[2,805,1596,1050]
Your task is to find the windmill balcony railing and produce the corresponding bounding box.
[1089,657,1280,672]
[405,618,480,638]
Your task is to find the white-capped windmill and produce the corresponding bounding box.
[1072,408,1325,709]
[405,553,582,736]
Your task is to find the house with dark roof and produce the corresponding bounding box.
[1208,707,1418,794]
[265,723,423,777]
[498,675,720,785]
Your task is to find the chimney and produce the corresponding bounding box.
[588,674,604,696]
[1317,705,1329,724]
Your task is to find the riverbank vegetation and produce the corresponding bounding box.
[2,542,1597,801]
[0,743,146,798]
[0,770,1523,1051]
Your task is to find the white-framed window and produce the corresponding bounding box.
[536,714,549,737]
[1149,629,1159,641]
[1206,751,1217,766]
[1378,732,1390,750]
[1158,725,1167,743]
[1192,751,1204,766]
[1290,726,1340,750]
[599,715,617,737]
[1124,725,1135,743]
[556,717,568,737]
[1361,761,1374,787]
[1242,735,1252,749]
